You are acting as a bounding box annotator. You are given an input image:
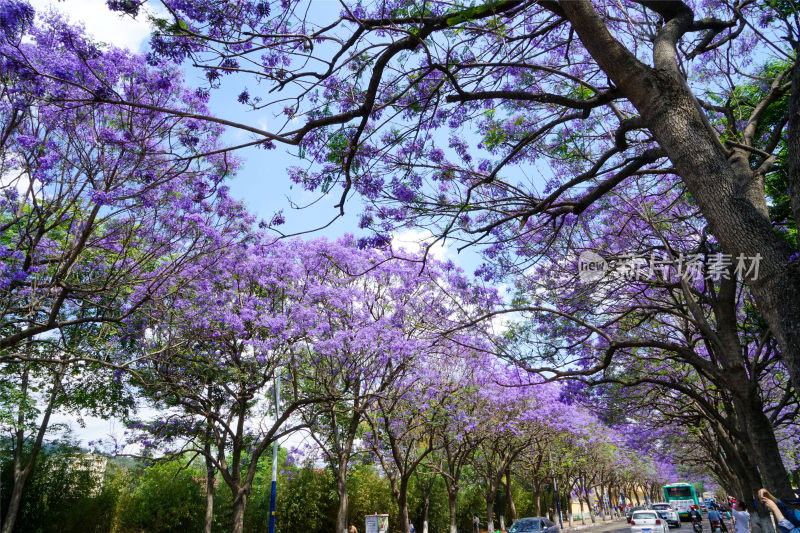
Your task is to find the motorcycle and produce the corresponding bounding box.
[711,518,723,533]
[691,517,703,533]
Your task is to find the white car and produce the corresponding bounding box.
[630,510,669,533]
[651,503,681,528]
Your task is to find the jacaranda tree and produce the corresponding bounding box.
[100,0,800,411]
[0,10,249,533]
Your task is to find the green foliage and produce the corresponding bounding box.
[408,472,450,532]
[0,440,119,533]
[347,464,397,531]
[707,59,797,247]
[275,463,338,533]
[0,442,599,533]
[115,461,206,533]
[446,0,503,26]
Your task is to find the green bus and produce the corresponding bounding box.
[662,483,699,518]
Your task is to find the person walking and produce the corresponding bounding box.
[473,514,480,533]
[349,523,358,533]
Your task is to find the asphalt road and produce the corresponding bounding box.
[564,518,733,533]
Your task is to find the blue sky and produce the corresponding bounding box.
[28,0,490,447]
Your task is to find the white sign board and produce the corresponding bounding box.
[672,499,695,514]
[365,514,389,533]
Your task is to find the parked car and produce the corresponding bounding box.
[508,517,560,533]
[651,503,681,528]
[627,506,650,523]
[630,510,669,533]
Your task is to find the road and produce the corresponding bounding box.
[562,518,733,533]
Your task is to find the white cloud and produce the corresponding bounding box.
[391,228,454,263]
[30,0,155,52]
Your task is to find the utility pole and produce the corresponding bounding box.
[268,370,281,533]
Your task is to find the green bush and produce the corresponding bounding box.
[0,440,119,533]
[115,461,205,533]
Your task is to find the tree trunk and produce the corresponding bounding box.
[336,469,349,533]
[560,0,800,397]
[231,488,248,533]
[2,472,28,533]
[204,454,215,533]
[579,498,586,525]
[423,494,430,533]
[586,495,596,524]
[506,470,517,522]
[398,479,411,533]
[2,363,64,533]
[737,392,793,497]
[448,490,458,533]
[487,497,495,533]
[533,482,542,517]
[751,510,777,533]
[203,462,215,533]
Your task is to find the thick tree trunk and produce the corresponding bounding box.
[487,497,496,533]
[738,392,793,497]
[751,510,777,533]
[336,469,349,533]
[231,489,248,533]
[398,479,411,533]
[448,490,458,533]
[560,0,800,399]
[399,498,411,533]
[533,483,542,517]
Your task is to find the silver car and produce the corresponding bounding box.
[652,503,681,528]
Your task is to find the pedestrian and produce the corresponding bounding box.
[349,523,358,533]
[409,523,416,533]
[759,489,800,533]
[721,498,750,533]
[473,514,480,533]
